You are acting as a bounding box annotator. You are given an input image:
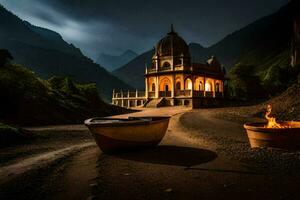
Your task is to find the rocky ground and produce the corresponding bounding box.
[1,106,300,200]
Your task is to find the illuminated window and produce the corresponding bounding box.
[205,82,212,91]
[185,78,192,90]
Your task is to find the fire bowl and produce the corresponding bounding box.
[244,121,300,149]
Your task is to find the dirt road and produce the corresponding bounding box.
[1,107,300,200]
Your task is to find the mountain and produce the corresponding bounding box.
[97,50,138,71]
[207,2,293,71]
[0,5,131,101]
[188,43,208,63]
[113,49,155,90]
[0,64,130,126]
[113,0,298,89]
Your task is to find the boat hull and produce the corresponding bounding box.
[85,116,170,153]
[244,122,300,149]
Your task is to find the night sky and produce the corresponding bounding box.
[0,0,289,61]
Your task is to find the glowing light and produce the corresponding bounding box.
[187,80,193,90]
[265,105,290,129]
[205,82,211,91]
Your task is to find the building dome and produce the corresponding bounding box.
[155,25,190,57]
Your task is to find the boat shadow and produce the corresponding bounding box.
[113,145,217,167]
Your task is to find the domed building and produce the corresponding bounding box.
[112,25,226,108]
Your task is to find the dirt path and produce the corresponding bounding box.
[2,107,300,199]
[0,107,190,199]
[0,142,95,185]
[51,146,100,200]
[93,108,300,200]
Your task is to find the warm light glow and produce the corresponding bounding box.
[205,82,211,91]
[265,105,290,128]
[185,78,192,90]
[187,80,192,90]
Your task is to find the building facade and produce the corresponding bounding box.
[112,26,226,108]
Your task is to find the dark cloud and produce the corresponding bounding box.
[0,0,289,61]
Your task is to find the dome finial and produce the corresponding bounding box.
[171,24,174,32]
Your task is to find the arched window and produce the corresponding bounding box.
[185,78,192,90]
[215,83,220,92]
[199,81,203,91]
[165,84,169,92]
[176,82,181,90]
[162,62,171,69]
[151,83,155,92]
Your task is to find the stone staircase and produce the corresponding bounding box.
[144,98,171,108]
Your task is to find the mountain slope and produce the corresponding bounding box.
[0,64,130,126]
[207,2,293,70]
[113,49,154,90]
[97,50,138,71]
[0,5,131,100]
[113,1,298,89]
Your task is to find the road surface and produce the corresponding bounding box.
[1,107,300,200]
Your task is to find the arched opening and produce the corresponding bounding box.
[151,83,156,92]
[175,81,181,96]
[129,100,135,107]
[162,62,171,69]
[215,83,220,92]
[184,100,190,106]
[164,84,169,92]
[199,81,203,91]
[205,82,212,92]
[159,77,172,97]
[176,82,181,90]
[185,78,193,90]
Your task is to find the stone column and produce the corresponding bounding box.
[213,79,216,98]
[156,76,159,98]
[121,90,124,107]
[203,77,206,97]
[145,77,149,99]
[171,74,175,98]
[191,76,194,97]
[222,80,225,97]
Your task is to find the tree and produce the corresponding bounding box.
[228,64,265,100]
[0,49,13,67]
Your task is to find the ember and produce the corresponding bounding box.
[264,105,291,129]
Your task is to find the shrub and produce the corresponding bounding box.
[0,49,13,67]
[227,64,264,100]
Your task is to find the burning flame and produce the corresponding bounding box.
[265,105,290,128]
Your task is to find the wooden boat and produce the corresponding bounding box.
[244,121,300,149]
[84,116,170,153]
